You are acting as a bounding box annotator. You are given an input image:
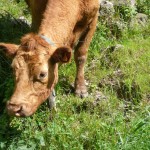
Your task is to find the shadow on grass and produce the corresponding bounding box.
[57,76,75,95]
[0,12,30,43]
[0,12,30,149]
[0,113,22,149]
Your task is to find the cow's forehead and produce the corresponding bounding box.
[12,50,50,70]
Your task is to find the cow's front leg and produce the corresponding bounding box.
[74,54,88,98]
[47,89,57,120]
[47,89,57,110]
[74,15,98,98]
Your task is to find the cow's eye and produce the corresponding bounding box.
[39,72,47,79]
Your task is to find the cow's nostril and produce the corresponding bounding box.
[16,106,23,113]
[7,102,23,115]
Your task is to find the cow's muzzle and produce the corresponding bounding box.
[7,101,31,117]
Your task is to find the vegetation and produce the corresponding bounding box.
[0,0,150,149]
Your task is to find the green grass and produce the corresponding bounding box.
[0,1,150,150]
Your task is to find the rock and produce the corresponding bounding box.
[10,16,31,28]
[130,13,148,27]
[114,44,124,50]
[18,16,31,26]
[135,13,148,25]
[99,0,127,38]
[108,20,127,38]
[93,91,107,106]
[99,0,115,20]
[110,0,136,7]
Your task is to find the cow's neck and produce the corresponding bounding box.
[39,34,56,47]
[38,0,80,47]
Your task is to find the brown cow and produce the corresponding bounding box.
[0,0,99,117]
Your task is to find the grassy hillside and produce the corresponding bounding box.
[0,0,150,149]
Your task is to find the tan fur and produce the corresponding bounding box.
[0,0,99,117]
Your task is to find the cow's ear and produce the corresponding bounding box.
[51,46,72,63]
[0,43,19,58]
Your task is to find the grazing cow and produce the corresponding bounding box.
[0,0,99,117]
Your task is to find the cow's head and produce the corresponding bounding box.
[0,33,71,117]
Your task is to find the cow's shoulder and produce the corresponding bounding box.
[80,0,99,18]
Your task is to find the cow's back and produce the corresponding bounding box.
[25,0,99,27]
